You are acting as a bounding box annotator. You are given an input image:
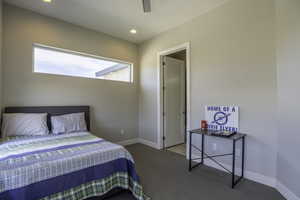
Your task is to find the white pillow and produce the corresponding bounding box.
[51,112,87,134]
[1,113,49,137]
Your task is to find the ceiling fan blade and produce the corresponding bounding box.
[142,0,151,12]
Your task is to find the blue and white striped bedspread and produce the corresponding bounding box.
[0,132,140,200]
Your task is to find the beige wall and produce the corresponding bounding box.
[276,0,300,197]
[2,4,139,143]
[139,0,278,179]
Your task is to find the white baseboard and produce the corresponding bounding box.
[117,138,160,149]
[276,181,300,200]
[117,138,139,146]
[138,139,160,149]
[244,168,277,187]
[191,154,276,187]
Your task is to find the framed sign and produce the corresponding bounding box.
[205,106,239,132]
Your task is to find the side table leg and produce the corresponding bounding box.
[232,139,236,188]
[201,134,204,164]
[189,132,192,171]
[242,137,245,178]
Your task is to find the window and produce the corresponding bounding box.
[33,44,133,82]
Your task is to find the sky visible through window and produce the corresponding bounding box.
[34,46,132,82]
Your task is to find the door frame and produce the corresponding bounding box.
[157,42,191,150]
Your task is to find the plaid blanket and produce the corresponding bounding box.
[0,132,149,200]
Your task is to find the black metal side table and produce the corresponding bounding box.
[188,129,246,188]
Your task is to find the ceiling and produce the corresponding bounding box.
[4,0,229,43]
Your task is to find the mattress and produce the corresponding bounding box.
[0,132,148,200]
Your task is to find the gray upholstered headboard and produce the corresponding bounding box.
[4,106,90,131]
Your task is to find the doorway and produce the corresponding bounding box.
[157,43,191,156]
[163,54,186,151]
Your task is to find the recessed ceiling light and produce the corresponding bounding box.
[43,0,52,3]
[130,29,137,34]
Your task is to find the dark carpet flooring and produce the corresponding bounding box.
[101,144,285,200]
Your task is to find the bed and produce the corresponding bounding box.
[0,106,148,200]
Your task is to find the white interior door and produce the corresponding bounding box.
[163,56,186,148]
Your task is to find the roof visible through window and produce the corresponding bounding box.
[33,44,133,82]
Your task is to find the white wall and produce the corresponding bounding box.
[276,0,300,198]
[2,4,139,143]
[139,0,278,180]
